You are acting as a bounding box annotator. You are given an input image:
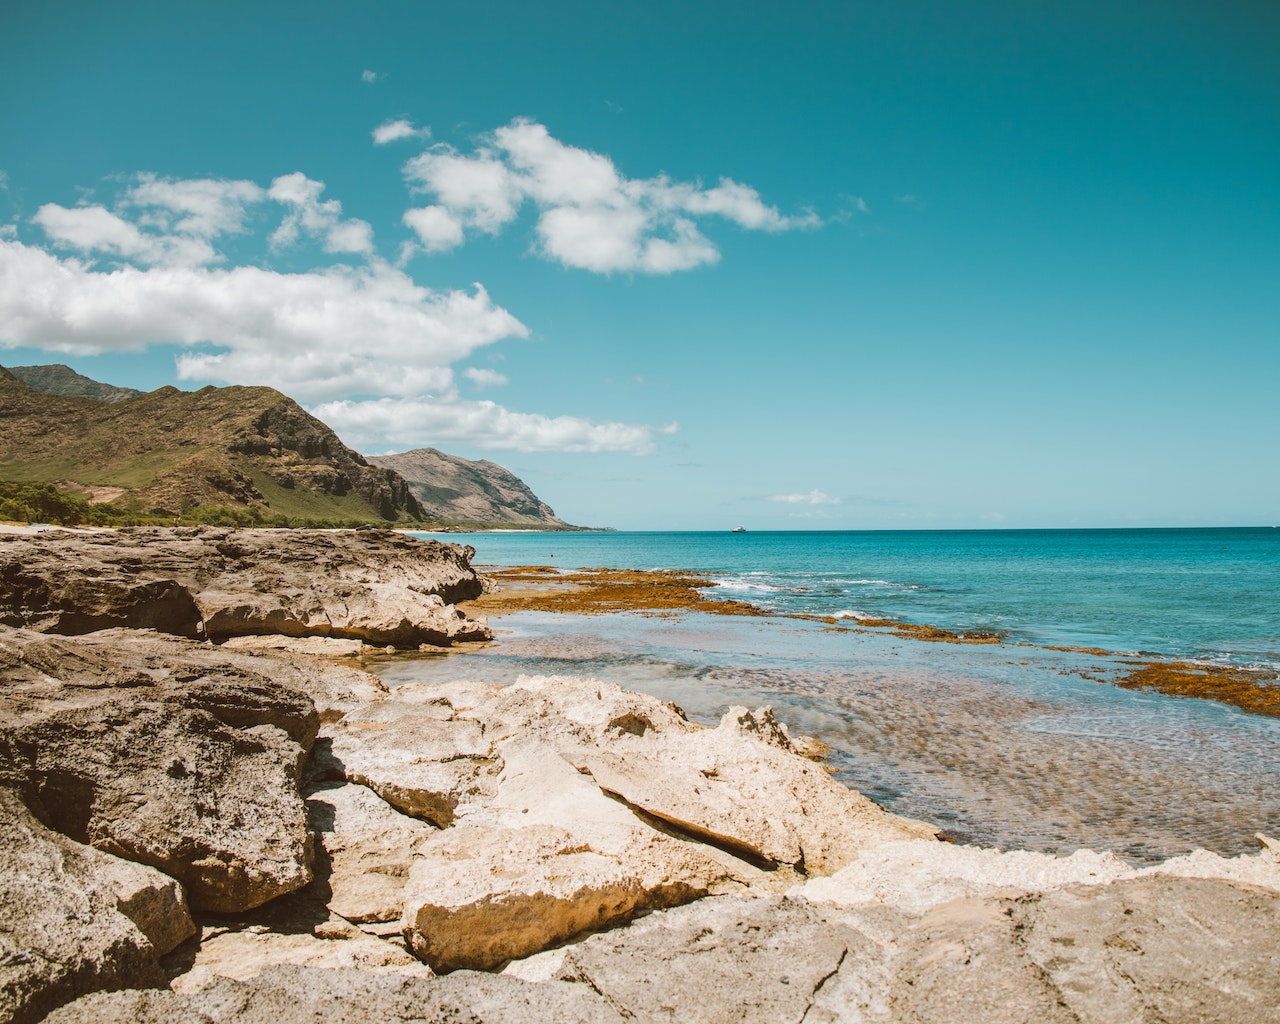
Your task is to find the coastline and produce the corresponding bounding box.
[4,528,1279,1022]
[464,563,1280,720]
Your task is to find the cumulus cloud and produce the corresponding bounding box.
[361,69,381,84]
[771,489,841,505]
[403,205,465,252]
[0,237,524,401]
[125,174,265,238]
[4,163,686,456]
[268,172,375,255]
[401,118,818,274]
[312,396,671,454]
[463,367,508,388]
[33,203,218,268]
[373,119,428,145]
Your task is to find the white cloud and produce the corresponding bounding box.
[361,69,380,84]
[373,119,428,145]
[125,174,265,238]
[400,118,819,274]
[0,238,525,401]
[403,205,465,252]
[463,367,508,388]
[267,172,374,255]
[0,171,8,191]
[403,149,522,234]
[312,396,670,454]
[5,159,687,457]
[771,489,841,505]
[33,203,217,268]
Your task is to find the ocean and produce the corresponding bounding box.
[389,528,1280,862]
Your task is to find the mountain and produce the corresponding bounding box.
[9,363,143,403]
[0,367,422,522]
[368,448,567,527]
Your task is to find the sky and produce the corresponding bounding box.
[1,0,1276,530]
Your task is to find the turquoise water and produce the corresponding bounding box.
[426,528,1280,668]
[392,528,1280,860]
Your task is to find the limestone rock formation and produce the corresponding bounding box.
[304,781,435,924]
[0,627,318,913]
[44,966,627,1024]
[0,526,489,647]
[0,789,191,1024]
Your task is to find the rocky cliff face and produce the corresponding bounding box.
[0,369,423,522]
[368,447,565,527]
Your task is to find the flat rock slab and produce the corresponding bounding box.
[0,526,489,647]
[45,965,626,1024]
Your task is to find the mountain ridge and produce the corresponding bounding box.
[1,365,575,528]
[368,447,567,528]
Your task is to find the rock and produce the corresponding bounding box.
[399,742,764,973]
[578,700,937,874]
[0,626,317,912]
[220,635,368,657]
[401,822,647,972]
[549,894,894,1024]
[325,689,501,827]
[0,789,191,1024]
[796,838,1136,915]
[305,781,435,924]
[387,676,924,972]
[795,834,1280,916]
[0,527,490,648]
[882,876,1280,1024]
[45,965,626,1024]
[169,922,433,996]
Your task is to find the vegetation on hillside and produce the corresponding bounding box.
[0,480,584,531]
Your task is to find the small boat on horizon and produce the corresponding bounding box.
[731,525,747,533]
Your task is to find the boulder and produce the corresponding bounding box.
[399,742,764,973]
[325,687,502,827]
[0,527,490,648]
[0,627,317,912]
[385,676,929,972]
[0,789,192,1024]
[305,781,435,924]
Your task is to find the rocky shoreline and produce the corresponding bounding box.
[2,529,1278,1023]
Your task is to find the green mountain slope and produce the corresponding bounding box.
[9,363,142,403]
[0,367,422,522]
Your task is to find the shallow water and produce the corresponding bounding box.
[418,528,1280,670]
[375,608,1280,863]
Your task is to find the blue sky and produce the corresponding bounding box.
[1,0,1276,529]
